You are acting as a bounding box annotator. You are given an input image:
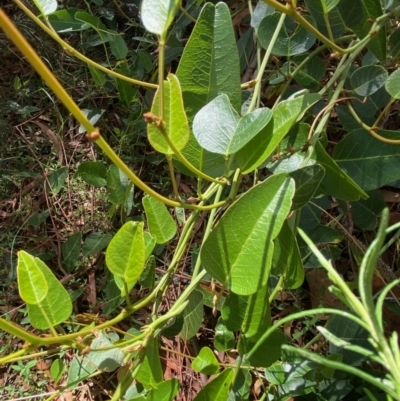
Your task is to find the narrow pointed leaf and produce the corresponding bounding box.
[143,195,177,244]
[105,221,145,283]
[141,0,179,36]
[201,174,295,295]
[193,369,234,401]
[62,232,81,272]
[17,251,48,305]
[148,74,189,155]
[27,257,72,329]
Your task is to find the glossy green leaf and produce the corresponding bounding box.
[350,65,388,96]
[258,13,316,56]
[82,232,112,257]
[333,129,400,190]
[214,319,236,352]
[181,289,203,340]
[148,74,189,155]
[62,232,81,272]
[222,283,271,342]
[304,0,345,39]
[17,251,48,305]
[192,347,220,375]
[315,141,368,200]
[141,0,179,36]
[34,0,57,15]
[385,68,400,99]
[136,337,163,387]
[160,314,184,338]
[27,257,72,329]
[272,221,304,289]
[251,1,275,28]
[201,174,295,295]
[47,167,68,194]
[337,0,386,60]
[75,161,107,187]
[176,2,241,176]
[140,379,180,401]
[193,369,234,401]
[236,96,304,174]
[290,165,325,210]
[142,195,177,244]
[106,221,145,283]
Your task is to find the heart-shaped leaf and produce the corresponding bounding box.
[106,222,145,283]
[201,174,295,295]
[17,251,48,305]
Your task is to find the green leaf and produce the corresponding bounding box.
[193,369,234,401]
[245,330,287,368]
[62,232,81,272]
[201,174,295,295]
[88,64,106,87]
[147,74,189,155]
[47,9,90,32]
[107,30,128,59]
[106,222,145,283]
[114,62,137,107]
[292,55,326,91]
[337,0,386,60]
[27,258,72,329]
[50,359,65,384]
[141,0,179,36]
[348,190,386,230]
[235,96,304,174]
[34,0,57,15]
[214,319,236,352]
[272,221,304,289]
[222,283,271,342]
[181,290,203,340]
[142,195,177,244]
[304,0,345,39]
[78,109,105,134]
[140,255,156,289]
[27,210,50,226]
[315,141,368,200]
[75,161,107,187]
[258,13,316,56]
[193,95,272,156]
[385,68,400,99]
[333,129,400,190]
[68,331,124,385]
[82,232,112,257]
[160,314,184,338]
[350,65,388,96]
[176,2,241,176]
[141,379,180,401]
[228,367,252,401]
[107,165,126,205]
[192,347,220,375]
[17,251,48,305]
[290,165,325,210]
[47,167,68,194]
[136,337,163,387]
